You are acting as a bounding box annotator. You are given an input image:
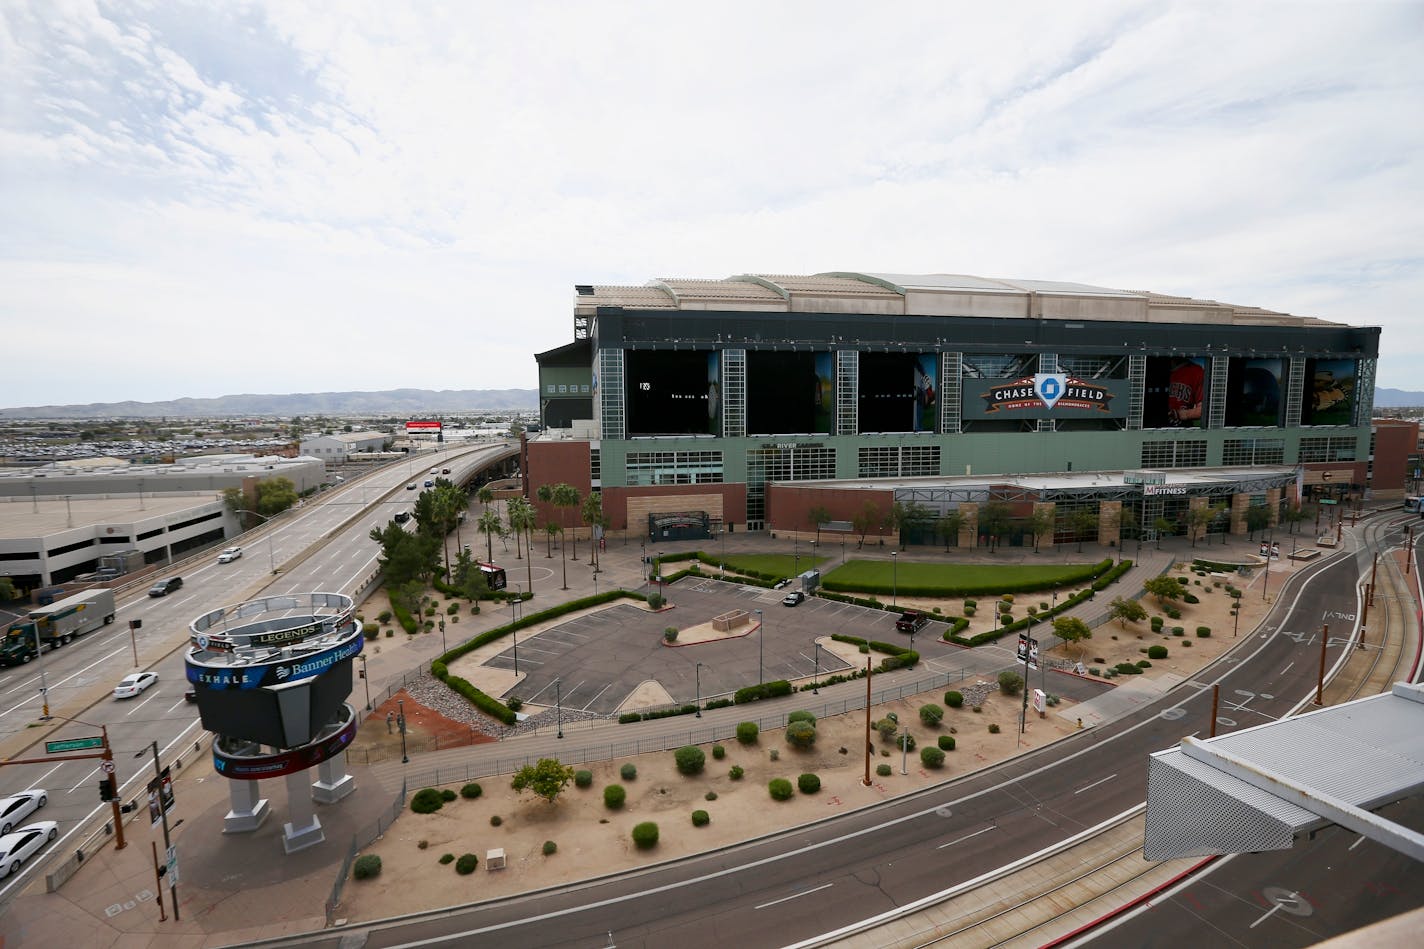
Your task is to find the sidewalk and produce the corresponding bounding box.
[0,525,1305,947]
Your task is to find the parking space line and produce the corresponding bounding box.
[524,680,558,703]
[517,644,562,656]
[581,683,615,711]
[559,679,588,702]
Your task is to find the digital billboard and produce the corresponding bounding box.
[1302,358,1357,426]
[746,351,833,435]
[1143,356,1209,428]
[1225,357,1285,427]
[858,353,938,433]
[625,350,720,436]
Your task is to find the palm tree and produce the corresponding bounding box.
[537,484,555,557]
[553,483,581,562]
[477,485,494,512]
[477,509,503,563]
[581,491,605,572]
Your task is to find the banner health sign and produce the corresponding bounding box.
[186,634,364,690]
[966,373,1127,420]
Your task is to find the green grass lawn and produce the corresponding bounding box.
[825,559,1096,590]
[718,553,829,576]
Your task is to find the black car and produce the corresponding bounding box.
[782,591,805,607]
[148,576,183,597]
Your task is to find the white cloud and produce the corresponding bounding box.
[2,0,1422,406]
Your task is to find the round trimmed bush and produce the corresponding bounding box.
[410,787,445,814]
[736,721,759,744]
[897,732,917,752]
[797,773,821,794]
[944,690,964,709]
[712,744,726,760]
[876,718,899,741]
[988,723,1001,734]
[938,735,956,751]
[647,593,665,609]
[352,854,382,880]
[920,746,945,768]
[1196,626,1212,638]
[691,809,710,827]
[675,745,706,775]
[998,670,1024,696]
[460,782,483,799]
[919,703,944,727]
[455,853,479,875]
[787,710,816,725]
[439,853,455,864]
[705,791,717,801]
[440,788,458,802]
[664,627,678,643]
[574,770,593,789]
[876,763,892,777]
[785,720,817,749]
[729,765,745,780]
[603,784,626,809]
[631,821,660,849]
[1147,644,1169,660]
[768,778,795,801]
[542,840,557,856]
[620,763,638,781]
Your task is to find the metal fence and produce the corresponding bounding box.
[325,778,408,927]
[401,667,977,790]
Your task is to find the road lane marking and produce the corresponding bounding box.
[125,691,161,716]
[68,764,101,792]
[937,826,995,849]
[1250,890,1300,928]
[1074,773,1118,795]
[755,883,833,909]
[0,645,130,718]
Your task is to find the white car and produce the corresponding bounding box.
[0,789,47,836]
[113,671,158,699]
[0,821,59,879]
[217,546,243,563]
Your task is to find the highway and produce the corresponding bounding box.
[0,440,516,902]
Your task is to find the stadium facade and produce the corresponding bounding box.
[526,273,1382,549]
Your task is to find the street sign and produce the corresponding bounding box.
[45,736,104,753]
[165,845,179,884]
[1320,498,1338,505]
[100,759,115,774]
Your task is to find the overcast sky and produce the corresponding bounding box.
[3,1,1422,409]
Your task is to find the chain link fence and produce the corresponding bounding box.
[325,778,407,927]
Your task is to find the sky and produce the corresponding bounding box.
[2,0,1422,409]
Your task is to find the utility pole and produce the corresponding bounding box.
[147,741,178,919]
[862,656,872,787]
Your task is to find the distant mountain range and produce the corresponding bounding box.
[1373,388,1424,408]
[0,388,539,419]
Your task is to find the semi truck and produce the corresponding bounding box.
[0,589,117,665]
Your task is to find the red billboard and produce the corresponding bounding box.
[406,420,442,432]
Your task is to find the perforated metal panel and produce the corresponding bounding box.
[1284,356,1305,428]
[597,349,625,440]
[1207,356,1229,430]
[722,349,746,439]
[1355,357,1376,428]
[1127,355,1145,430]
[1037,353,1058,432]
[941,352,962,434]
[837,349,858,436]
[1144,754,1297,860]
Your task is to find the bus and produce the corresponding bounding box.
[1406,496,1421,513]
[478,563,507,590]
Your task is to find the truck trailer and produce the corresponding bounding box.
[1,589,116,665]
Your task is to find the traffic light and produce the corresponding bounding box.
[98,777,116,803]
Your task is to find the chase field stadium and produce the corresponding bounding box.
[526,272,1380,549]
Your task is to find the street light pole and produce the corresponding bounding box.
[892,551,898,608]
[359,655,372,711]
[145,739,179,920]
[755,609,764,685]
[695,663,702,718]
[234,509,278,574]
[397,698,408,763]
[813,642,821,694]
[32,624,50,720]
[555,678,563,739]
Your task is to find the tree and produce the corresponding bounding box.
[369,522,439,586]
[510,758,576,805]
[477,509,504,563]
[807,505,831,543]
[1245,504,1271,540]
[1053,615,1093,656]
[887,500,930,549]
[1152,517,1175,550]
[852,501,881,549]
[1116,505,1140,552]
[581,492,605,572]
[938,510,965,551]
[537,484,555,557]
[1027,509,1054,553]
[220,486,244,516]
[1069,507,1098,553]
[254,477,299,516]
[980,502,1013,551]
[1281,503,1306,535]
[1144,575,1184,606]
[507,497,538,592]
[1186,505,1214,548]
[1109,596,1148,631]
[476,485,494,512]
[506,498,529,559]
[0,577,18,602]
[552,483,581,563]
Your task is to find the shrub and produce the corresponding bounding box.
[631,821,660,849]
[712,744,726,759]
[455,853,478,875]
[877,763,893,777]
[1151,616,1164,631]
[768,748,780,761]
[691,809,710,827]
[921,746,946,768]
[574,770,593,789]
[507,697,523,712]
[945,690,964,709]
[1196,626,1212,638]
[460,782,483,799]
[768,778,795,801]
[897,732,917,752]
[1088,667,1100,676]
[603,785,626,809]
[385,629,394,637]
[988,723,1001,734]
[489,815,502,827]
[797,773,821,794]
[705,791,717,801]
[362,621,378,638]
[998,670,1024,696]
[1138,660,1152,668]
[964,606,976,616]
[1115,662,1143,675]
[786,720,817,749]
[1172,627,1185,637]
[1183,593,1200,604]
[876,717,900,741]
[938,735,956,751]
[647,593,665,609]
[787,709,816,726]
[352,854,382,880]
[440,788,458,802]
[1147,644,1169,659]
[664,627,678,643]
[411,788,445,814]
[377,610,393,624]
[919,703,944,727]
[542,840,557,856]
[735,722,760,744]
[729,765,745,780]
[620,763,638,781]
[675,746,706,775]
[439,853,455,864]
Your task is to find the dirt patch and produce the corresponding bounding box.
[349,689,496,764]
